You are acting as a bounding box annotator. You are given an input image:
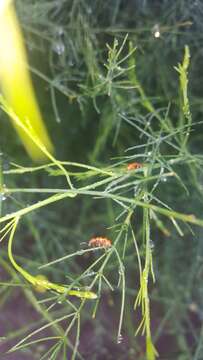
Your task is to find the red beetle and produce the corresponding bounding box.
[88,237,112,249]
[127,162,143,171]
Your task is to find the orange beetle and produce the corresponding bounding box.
[88,237,112,249]
[127,162,143,171]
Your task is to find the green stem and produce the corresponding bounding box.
[7,216,97,299]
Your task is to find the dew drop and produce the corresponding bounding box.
[160,167,164,175]
[152,24,161,38]
[80,242,87,247]
[117,334,123,344]
[57,26,64,36]
[114,39,119,47]
[68,59,74,67]
[147,151,152,156]
[118,265,125,275]
[149,240,155,250]
[3,161,10,171]
[84,271,95,277]
[161,176,167,182]
[143,271,148,283]
[77,250,84,256]
[154,30,160,38]
[134,185,139,196]
[0,194,6,201]
[189,302,198,312]
[53,41,65,55]
[87,7,92,14]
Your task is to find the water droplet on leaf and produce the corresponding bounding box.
[117,334,123,344]
[87,7,92,14]
[53,41,65,55]
[84,271,95,277]
[152,24,161,38]
[68,59,74,67]
[57,26,64,36]
[0,194,6,201]
[77,250,84,256]
[149,240,155,250]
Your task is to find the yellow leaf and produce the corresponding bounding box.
[0,0,54,161]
